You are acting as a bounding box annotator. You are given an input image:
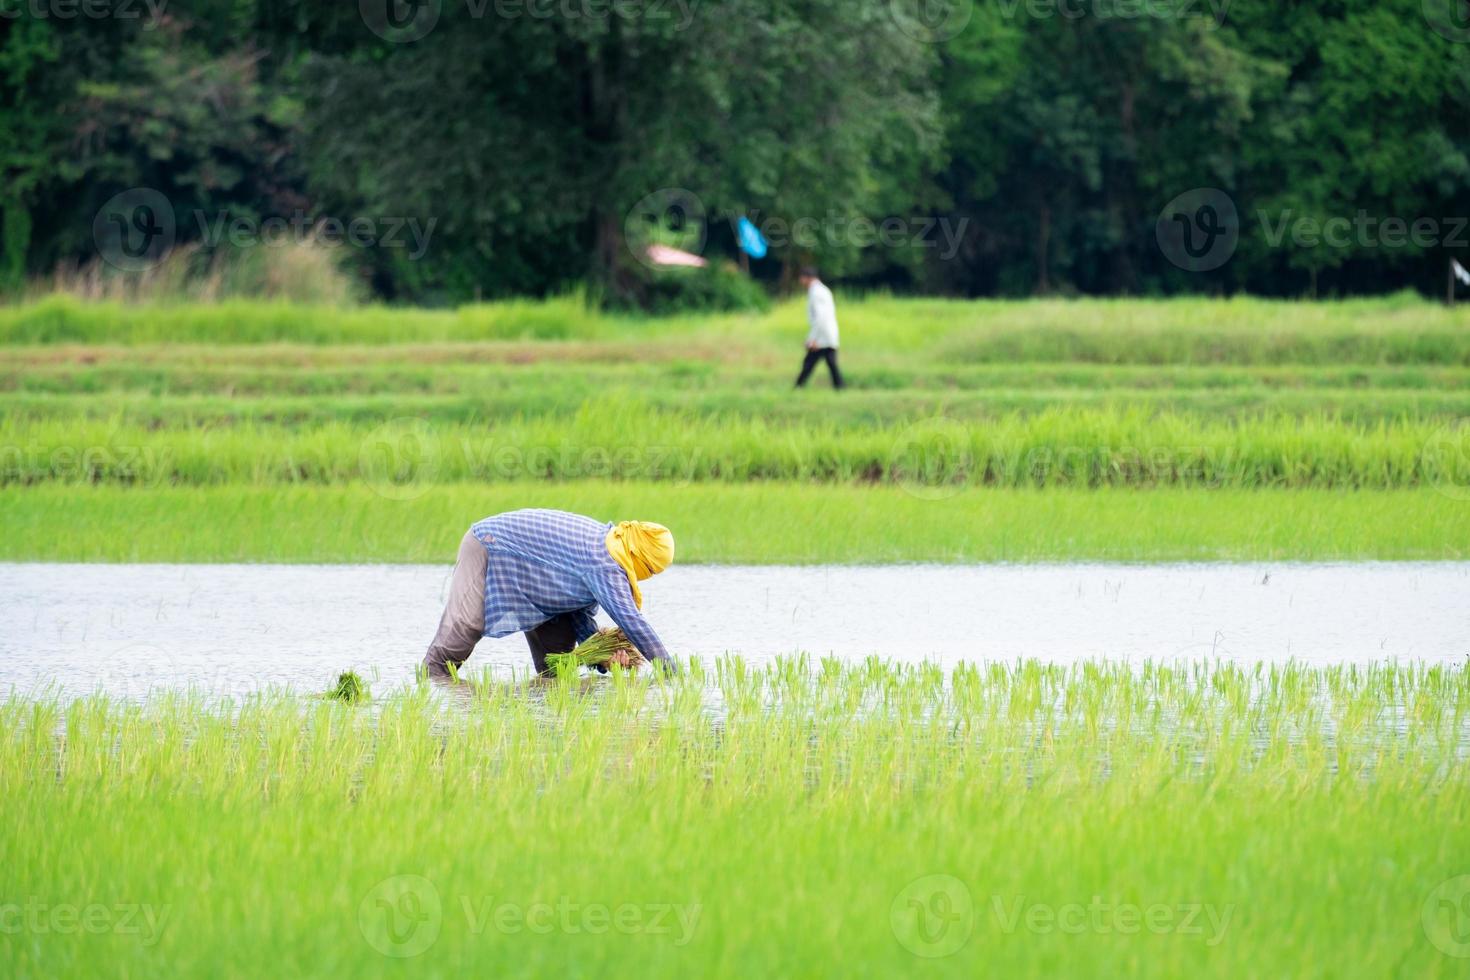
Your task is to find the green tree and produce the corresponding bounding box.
[300,0,942,303]
[0,7,60,287]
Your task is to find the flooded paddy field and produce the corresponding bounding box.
[2,561,1466,700]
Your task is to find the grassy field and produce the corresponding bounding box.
[8,292,1470,363]
[4,410,1465,489]
[5,296,1469,978]
[2,484,1463,562]
[3,659,1467,977]
[1,294,1468,562]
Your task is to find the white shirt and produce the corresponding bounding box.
[806,280,840,349]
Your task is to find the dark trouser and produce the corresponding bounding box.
[795,347,844,388]
[524,613,581,676]
[425,611,582,680]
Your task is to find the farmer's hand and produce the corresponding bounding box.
[607,648,636,669]
[806,341,817,350]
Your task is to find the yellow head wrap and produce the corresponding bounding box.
[604,520,675,609]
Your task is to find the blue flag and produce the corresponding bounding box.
[737,216,768,259]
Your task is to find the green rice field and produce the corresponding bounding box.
[4,659,1468,977]
[4,295,1470,977]
[2,294,1468,562]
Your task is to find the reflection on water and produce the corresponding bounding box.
[0,561,1466,701]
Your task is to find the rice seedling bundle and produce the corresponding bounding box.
[317,670,369,703]
[545,627,645,675]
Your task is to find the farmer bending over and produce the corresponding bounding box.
[423,508,676,678]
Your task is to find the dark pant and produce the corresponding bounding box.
[524,613,581,676]
[424,610,579,681]
[796,347,844,388]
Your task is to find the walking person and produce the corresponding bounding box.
[794,267,844,389]
[422,508,676,678]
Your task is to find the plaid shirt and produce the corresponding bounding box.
[470,508,671,666]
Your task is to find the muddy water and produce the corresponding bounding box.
[1,562,1466,700]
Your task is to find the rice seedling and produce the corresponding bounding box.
[5,296,1465,978]
[316,670,369,704]
[2,406,1463,490]
[1,658,1466,978]
[4,293,1466,566]
[544,628,644,675]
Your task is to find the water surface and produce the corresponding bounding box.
[1,562,1466,700]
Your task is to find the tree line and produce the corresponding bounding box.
[3,0,1468,305]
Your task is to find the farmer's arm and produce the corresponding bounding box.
[592,572,675,671]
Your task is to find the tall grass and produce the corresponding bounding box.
[8,385,1470,427]
[5,294,1470,363]
[2,658,1467,977]
[10,349,1470,425]
[0,293,611,344]
[4,294,1467,565]
[37,242,365,306]
[3,406,1463,490]
[9,357,1470,397]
